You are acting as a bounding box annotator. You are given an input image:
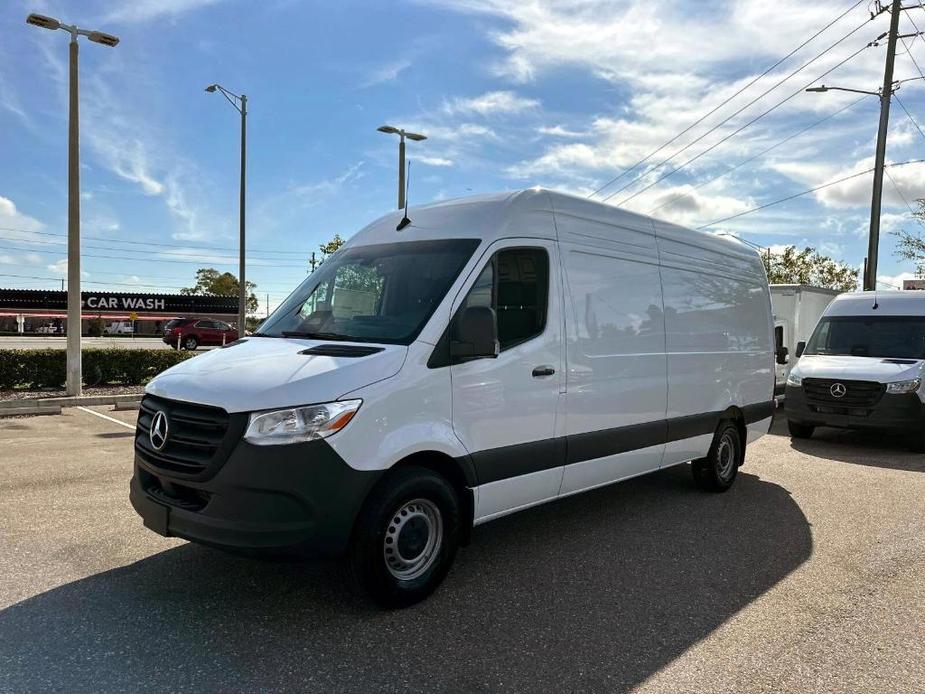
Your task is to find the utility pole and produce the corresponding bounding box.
[266,293,269,318]
[309,251,317,272]
[866,0,902,291]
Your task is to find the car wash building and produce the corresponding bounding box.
[0,289,239,336]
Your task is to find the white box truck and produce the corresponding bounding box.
[770,284,839,394]
[129,189,775,606]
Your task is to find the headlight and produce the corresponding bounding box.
[786,371,802,387]
[244,399,362,446]
[885,379,921,395]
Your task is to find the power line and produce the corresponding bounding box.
[695,157,925,229]
[0,226,317,260]
[884,167,917,213]
[894,93,925,142]
[587,0,868,199]
[598,14,876,204]
[613,40,875,207]
[0,243,312,268]
[647,95,869,215]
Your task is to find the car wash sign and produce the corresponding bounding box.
[0,289,238,315]
[83,294,166,311]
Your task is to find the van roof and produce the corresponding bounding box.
[826,290,925,317]
[349,188,759,264]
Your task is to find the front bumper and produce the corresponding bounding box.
[785,385,925,432]
[130,437,382,557]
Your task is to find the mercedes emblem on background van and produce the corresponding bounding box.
[149,411,169,450]
[830,383,847,399]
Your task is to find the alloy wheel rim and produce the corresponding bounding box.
[383,498,443,581]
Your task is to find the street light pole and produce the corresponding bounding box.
[67,32,80,395]
[26,13,119,396]
[206,84,248,338]
[377,125,427,209]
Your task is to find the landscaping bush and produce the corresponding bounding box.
[0,348,195,390]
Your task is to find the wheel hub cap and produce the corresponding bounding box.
[383,498,442,581]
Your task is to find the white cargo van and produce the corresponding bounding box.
[785,290,925,450]
[130,189,775,606]
[770,284,839,394]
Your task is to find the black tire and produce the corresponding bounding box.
[788,420,814,439]
[346,466,460,608]
[183,335,198,351]
[692,421,742,493]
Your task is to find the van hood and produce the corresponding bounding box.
[146,337,407,413]
[794,354,923,383]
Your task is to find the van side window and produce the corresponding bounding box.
[459,247,549,351]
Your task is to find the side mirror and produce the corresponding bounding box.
[450,306,499,360]
[776,345,789,365]
[796,341,806,358]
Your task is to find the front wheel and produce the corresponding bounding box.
[183,336,198,351]
[346,466,460,608]
[692,421,742,493]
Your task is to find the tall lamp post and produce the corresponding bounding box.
[377,125,426,209]
[806,82,893,292]
[205,84,248,338]
[26,13,119,396]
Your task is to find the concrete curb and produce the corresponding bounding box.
[0,393,142,415]
[0,404,62,417]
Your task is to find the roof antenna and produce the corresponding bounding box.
[396,161,412,231]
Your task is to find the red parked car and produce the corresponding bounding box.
[163,318,238,350]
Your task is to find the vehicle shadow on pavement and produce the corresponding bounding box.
[768,411,925,473]
[0,466,810,693]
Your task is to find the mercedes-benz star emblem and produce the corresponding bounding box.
[150,410,169,450]
[830,383,847,398]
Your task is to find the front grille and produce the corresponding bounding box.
[802,378,885,408]
[135,395,244,479]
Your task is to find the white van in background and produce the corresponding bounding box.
[104,320,134,335]
[770,284,839,394]
[130,189,776,606]
[785,290,925,451]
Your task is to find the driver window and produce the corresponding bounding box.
[458,247,549,351]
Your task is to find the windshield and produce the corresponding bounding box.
[258,239,480,344]
[805,316,925,359]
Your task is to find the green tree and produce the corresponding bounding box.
[319,233,345,258]
[765,246,858,292]
[181,268,259,313]
[893,201,925,276]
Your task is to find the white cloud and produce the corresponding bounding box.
[361,59,412,87]
[442,91,539,116]
[105,0,224,23]
[417,156,454,167]
[46,259,89,279]
[877,271,918,289]
[0,196,44,233]
[537,125,585,138]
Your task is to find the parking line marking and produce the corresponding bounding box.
[76,406,136,430]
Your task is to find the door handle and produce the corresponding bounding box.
[532,365,556,377]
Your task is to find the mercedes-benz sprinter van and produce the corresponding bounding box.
[130,189,775,606]
[785,290,925,450]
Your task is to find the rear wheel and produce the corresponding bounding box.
[346,466,460,608]
[183,335,198,351]
[692,421,742,493]
[788,420,814,439]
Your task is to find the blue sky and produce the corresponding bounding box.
[2,0,925,310]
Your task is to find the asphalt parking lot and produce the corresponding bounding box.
[1,409,923,693]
